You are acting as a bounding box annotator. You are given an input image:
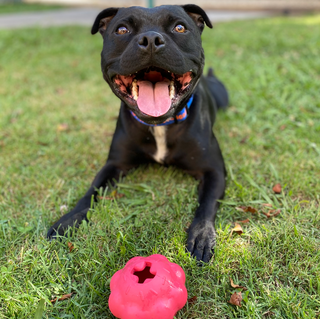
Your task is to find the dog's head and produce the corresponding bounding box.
[92,5,212,125]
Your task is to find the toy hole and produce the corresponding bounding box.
[133,264,156,284]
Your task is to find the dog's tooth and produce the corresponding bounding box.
[132,79,138,100]
[169,81,175,99]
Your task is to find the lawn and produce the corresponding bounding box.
[0,3,65,14]
[0,13,320,319]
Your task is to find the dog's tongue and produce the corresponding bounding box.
[137,79,171,117]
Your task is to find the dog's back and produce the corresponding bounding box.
[206,68,229,110]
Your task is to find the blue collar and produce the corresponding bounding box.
[130,94,194,127]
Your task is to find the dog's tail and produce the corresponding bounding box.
[206,68,229,110]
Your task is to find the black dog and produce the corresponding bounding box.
[47,4,228,263]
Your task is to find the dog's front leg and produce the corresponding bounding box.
[47,162,125,239]
[187,169,226,263]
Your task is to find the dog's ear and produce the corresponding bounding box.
[91,8,119,36]
[181,4,212,33]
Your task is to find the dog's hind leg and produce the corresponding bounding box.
[206,68,229,110]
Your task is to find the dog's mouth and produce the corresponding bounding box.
[113,67,193,118]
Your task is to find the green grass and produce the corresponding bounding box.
[0,2,65,14]
[1,14,320,319]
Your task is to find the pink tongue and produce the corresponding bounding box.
[137,80,171,117]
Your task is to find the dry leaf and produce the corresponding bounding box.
[262,211,271,218]
[55,88,64,95]
[51,293,73,304]
[271,209,281,217]
[99,190,125,201]
[262,209,281,218]
[57,123,69,132]
[239,136,248,144]
[237,219,250,224]
[229,291,242,307]
[231,223,243,236]
[89,163,96,169]
[236,206,257,214]
[262,203,272,207]
[67,242,74,253]
[280,125,286,130]
[246,206,257,213]
[37,141,49,146]
[230,278,247,291]
[272,183,282,194]
[188,296,198,304]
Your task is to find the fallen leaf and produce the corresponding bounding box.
[231,223,243,236]
[236,206,257,213]
[67,242,74,253]
[246,206,257,213]
[237,219,250,224]
[55,88,64,95]
[50,293,73,304]
[280,125,286,130]
[271,209,281,217]
[229,291,242,307]
[262,203,273,207]
[272,183,282,194]
[89,163,96,169]
[99,190,125,201]
[262,212,270,217]
[239,136,248,144]
[262,209,281,218]
[230,278,247,291]
[37,141,49,146]
[57,123,69,132]
[188,296,198,304]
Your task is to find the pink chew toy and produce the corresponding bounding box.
[108,254,188,319]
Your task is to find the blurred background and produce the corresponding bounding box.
[1,0,320,10]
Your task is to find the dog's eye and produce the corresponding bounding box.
[116,26,129,35]
[174,24,186,33]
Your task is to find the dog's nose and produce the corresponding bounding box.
[138,31,165,52]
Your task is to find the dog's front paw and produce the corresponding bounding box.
[186,219,216,263]
[47,208,89,239]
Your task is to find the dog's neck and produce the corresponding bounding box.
[130,94,194,127]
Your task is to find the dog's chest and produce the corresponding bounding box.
[150,127,168,164]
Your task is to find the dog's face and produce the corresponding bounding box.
[92,5,212,125]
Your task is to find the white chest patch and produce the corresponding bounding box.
[150,126,168,164]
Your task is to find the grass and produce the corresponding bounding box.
[0,2,65,14]
[1,13,320,319]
